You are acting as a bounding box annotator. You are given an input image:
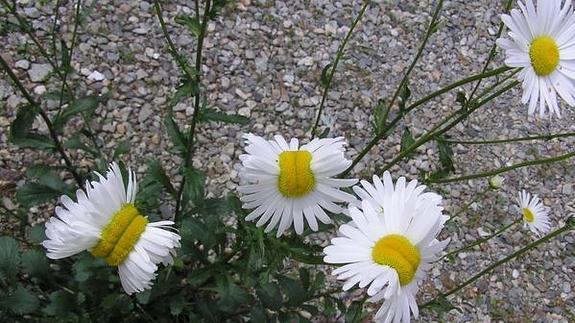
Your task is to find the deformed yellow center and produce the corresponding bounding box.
[91,203,148,266]
[529,36,560,76]
[371,234,421,286]
[522,208,535,223]
[277,150,315,198]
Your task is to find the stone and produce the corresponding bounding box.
[28,64,52,82]
[15,60,30,70]
[138,104,153,123]
[87,70,106,81]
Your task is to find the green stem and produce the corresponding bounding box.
[0,55,83,188]
[467,0,515,101]
[57,0,82,112]
[153,0,196,80]
[310,0,370,138]
[446,187,490,224]
[442,219,520,261]
[421,217,574,310]
[441,131,575,145]
[430,150,575,184]
[339,66,512,177]
[379,80,520,173]
[385,0,444,118]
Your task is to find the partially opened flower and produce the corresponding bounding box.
[517,190,551,235]
[324,172,449,323]
[43,162,181,295]
[497,0,575,117]
[237,134,357,237]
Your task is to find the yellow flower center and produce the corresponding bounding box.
[371,234,421,286]
[522,208,535,223]
[529,36,560,76]
[277,150,315,198]
[91,204,148,266]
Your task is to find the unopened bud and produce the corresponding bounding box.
[488,175,505,190]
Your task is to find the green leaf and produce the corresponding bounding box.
[43,290,75,316]
[299,267,310,291]
[456,91,467,106]
[54,96,101,129]
[0,236,20,279]
[256,282,282,310]
[12,133,56,150]
[0,285,39,314]
[26,164,70,193]
[169,293,184,316]
[136,290,152,305]
[112,140,130,160]
[278,276,306,306]
[143,160,176,198]
[21,250,49,279]
[175,15,202,37]
[372,99,389,135]
[400,128,415,155]
[250,305,268,323]
[164,113,188,152]
[16,182,63,206]
[216,275,252,313]
[10,105,38,140]
[200,108,249,125]
[169,80,198,107]
[320,63,333,87]
[437,136,455,173]
[345,299,365,323]
[28,224,47,244]
[64,132,98,156]
[398,82,411,111]
[182,167,206,209]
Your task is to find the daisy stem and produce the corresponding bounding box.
[154,0,212,222]
[310,0,371,138]
[438,131,575,145]
[445,187,490,224]
[441,219,520,261]
[378,80,520,173]
[421,216,574,311]
[428,150,575,184]
[466,0,515,101]
[0,54,84,188]
[340,66,512,177]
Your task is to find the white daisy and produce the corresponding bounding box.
[324,172,449,323]
[497,0,575,117]
[517,189,551,235]
[237,134,358,237]
[43,162,181,295]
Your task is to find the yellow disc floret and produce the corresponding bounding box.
[522,208,535,223]
[91,204,148,266]
[371,234,421,286]
[529,36,560,76]
[278,150,315,198]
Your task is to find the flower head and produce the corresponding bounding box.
[497,0,575,117]
[324,172,449,322]
[517,189,551,235]
[489,175,506,190]
[237,134,357,237]
[43,162,181,295]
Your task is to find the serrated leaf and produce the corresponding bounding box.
[0,285,39,314]
[143,160,176,198]
[64,133,98,156]
[164,113,188,152]
[12,133,56,150]
[437,137,455,173]
[26,165,70,193]
[16,182,63,206]
[175,14,202,37]
[278,276,306,306]
[43,290,75,316]
[0,236,20,279]
[28,224,47,244]
[256,282,282,310]
[250,305,267,323]
[216,275,252,313]
[169,293,184,316]
[320,63,333,87]
[182,167,206,209]
[10,105,38,140]
[456,91,467,106]
[345,299,364,323]
[200,108,249,125]
[21,250,49,279]
[372,99,389,135]
[112,140,130,160]
[53,96,101,129]
[169,80,198,107]
[398,82,411,111]
[400,128,415,154]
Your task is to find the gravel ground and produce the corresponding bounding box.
[1,0,574,321]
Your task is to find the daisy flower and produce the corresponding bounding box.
[497,0,575,117]
[517,190,551,235]
[43,162,181,295]
[237,134,357,237]
[324,172,449,323]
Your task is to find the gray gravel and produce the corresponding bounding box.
[1,0,574,321]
